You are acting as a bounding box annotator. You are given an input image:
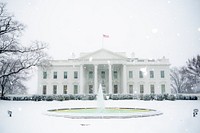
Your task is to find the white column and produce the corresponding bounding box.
[123,64,127,94]
[94,64,98,94]
[80,65,84,94]
[109,64,112,94]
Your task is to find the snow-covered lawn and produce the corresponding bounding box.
[0,100,200,133]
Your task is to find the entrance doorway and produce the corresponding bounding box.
[114,85,118,94]
[89,85,93,94]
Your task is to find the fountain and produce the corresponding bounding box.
[96,84,105,112]
[46,84,163,119]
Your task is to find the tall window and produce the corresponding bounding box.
[161,84,166,94]
[64,71,67,79]
[89,71,93,79]
[63,85,67,94]
[150,71,154,78]
[129,71,133,79]
[53,85,57,94]
[74,71,78,79]
[89,85,93,94]
[140,85,144,94]
[129,85,133,94]
[150,84,155,94]
[43,72,47,79]
[161,70,165,78]
[114,85,118,94]
[74,85,78,94]
[139,71,143,78]
[43,85,47,95]
[114,71,118,79]
[101,71,105,79]
[53,72,57,79]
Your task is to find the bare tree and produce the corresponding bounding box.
[170,67,194,93]
[0,3,24,36]
[171,67,185,93]
[0,68,27,96]
[170,56,200,94]
[0,3,50,97]
[0,41,49,79]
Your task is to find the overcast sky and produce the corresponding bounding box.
[2,0,200,93]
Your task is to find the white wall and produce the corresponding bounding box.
[38,59,171,95]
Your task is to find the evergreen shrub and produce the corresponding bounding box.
[143,94,151,101]
[155,94,164,101]
[167,94,176,101]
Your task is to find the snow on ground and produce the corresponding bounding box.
[0,100,200,133]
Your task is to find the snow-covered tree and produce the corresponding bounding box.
[170,67,189,93]
[0,3,50,97]
[183,55,200,92]
[185,55,200,79]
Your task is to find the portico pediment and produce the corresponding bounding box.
[79,49,127,60]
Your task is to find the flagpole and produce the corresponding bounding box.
[102,34,109,49]
[102,36,104,49]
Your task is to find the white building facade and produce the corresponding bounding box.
[37,49,171,95]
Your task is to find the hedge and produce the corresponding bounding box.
[0,94,198,101]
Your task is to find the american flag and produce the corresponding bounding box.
[103,34,109,38]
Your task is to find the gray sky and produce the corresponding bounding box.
[2,0,200,93]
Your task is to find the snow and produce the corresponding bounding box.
[151,28,158,34]
[0,100,200,133]
[177,33,180,37]
[168,1,171,4]
[140,67,147,76]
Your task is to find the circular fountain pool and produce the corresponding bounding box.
[45,85,162,119]
[46,107,162,119]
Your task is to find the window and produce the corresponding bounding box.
[63,85,67,94]
[101,71,105,79]
[74,85,78,94]
[150,84,155,94]
[114,71,118,79]
[129,85,133,94]
[89,71,93,79]
[74,71,78,79]
[53,85,57,94]
[43,72,47,79]
[64,72,67,79]
[140,85,144,94]
[53,72,57,79]
[161,70,165,78]
[139,71,143,78]
[150,71,154,78]
[161,84,166,94]
[129,71,133,79]
[114,85,118,94]
[89,85,93,94]
[43,85,47,95]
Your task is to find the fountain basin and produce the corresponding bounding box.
[46,107,163,119]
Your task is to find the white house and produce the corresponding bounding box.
[37,49,171,95]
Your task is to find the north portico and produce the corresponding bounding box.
[79,49,128,94]
[79,64,127,94]
[38,48,171,95]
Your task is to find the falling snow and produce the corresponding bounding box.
[140,67,147,76]
[177,33,180,37]
[89,57,93,62]
[146,35,150,39]
[1,0,200,97]
[151,29,158,34]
